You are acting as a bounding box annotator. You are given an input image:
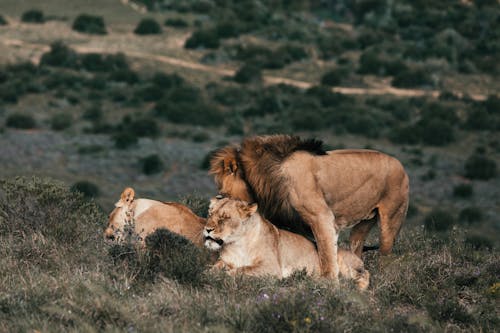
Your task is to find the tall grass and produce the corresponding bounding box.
[0,177,498,332]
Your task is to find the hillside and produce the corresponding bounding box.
[0,0,499,331]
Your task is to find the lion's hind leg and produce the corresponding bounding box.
[377,175,409,255]
[349,218,377,258]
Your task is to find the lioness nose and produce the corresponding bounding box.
[205,227,214,233]
[104,229,115,240]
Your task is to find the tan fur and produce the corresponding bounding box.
[210,135,409,280]
[204,198,370,290]
[104,187,206,247]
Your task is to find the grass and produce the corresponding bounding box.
[0,176,498,332]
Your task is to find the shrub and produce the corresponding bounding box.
[82,105,102,122]
[72,14,107,35]
[424,209,455,232]
[118,116,160,138]
[81,53,129,72]
[392,68,434,88]
[134,18,162,35]
[109,68,140,84]
[113,131,138,149]
[50,113,72,131]
[465,235,493,250]
[151,72,183,89]
[458,207,484,224]
[164,18,188,28]
[321,69,343,86]
[452,183,473,198]
[0,14,8,25]
[21,9,44,23]
[140,154,164,175]
[464,154,497,180]
[179,193,210,217]
[145,229,210,285]
[185,29,220,49]
[234,64,262,84]
[419,119,456,146]
[5,113,36,129]
[70,180,100,199]
[39,42,79,68]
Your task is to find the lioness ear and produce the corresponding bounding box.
[239,201,257,217]
[247,203,258,215]
[116,187,135,207]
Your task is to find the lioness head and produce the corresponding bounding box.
[209,147,254,202]
[204,197,258,251]
[104,187,135,242]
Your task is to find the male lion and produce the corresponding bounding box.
[210,135,409,280]
[104,187,206,247]
[204,197,370,290]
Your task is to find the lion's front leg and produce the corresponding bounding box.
[290,192,339,281]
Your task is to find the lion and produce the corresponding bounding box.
[204,197,370,290]
[104,187,206,247]
[209,135,409,280]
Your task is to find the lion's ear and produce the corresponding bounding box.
[116,187,135,207]
[223,156,238,175]
[239,201,258,218]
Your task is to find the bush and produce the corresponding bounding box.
[321,69,343,86]
[0,14,8,25]
[50,113,72,131]
[465,235,493,250]
[40,42,79,68]
[164,18,188,28]
[5,113,36,129]
[140,154,164,175]
[109,68,140,84]
[424,209,455,232]
[70,180,100,199]
[21,9,44,23]
[185,29,220,49]
[234,64,262,84]
[458,207,483,224]
[419,119,456,146]
[72,14,107,35]
[113,131,138,149]
[392,68,434,88]
[134,18,162,35]
[464,154,497,180]
[453,183,473,198]
[82,105,102,122]
[145,229,210,285]
[81,53,129,72]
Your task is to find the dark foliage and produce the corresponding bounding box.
[458,207,484,224]
[453,183,473,198]
[72,14,107,35]
[134,18,162,35]
[50,113,72,131]
[70,180,100,199]
[140,154,164,175]
[40,42,79,68]
[234,63,262,84]
[0,14,8,25]
[424,209,455,232]
[185,29,220,49]
[21,9,44,23]
[464,154,497,180]
[164,18,188,28]
[5,113,36,129]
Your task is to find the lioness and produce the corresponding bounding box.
[204,197,370,290]
[210,135,409,280]
[104,187,206,247]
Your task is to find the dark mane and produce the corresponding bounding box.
[238,135,324,238]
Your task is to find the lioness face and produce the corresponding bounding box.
[204,198,257,251]
[104,206,128,242]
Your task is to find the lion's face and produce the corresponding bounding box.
[104,187,135,243]
[204,198,258,251]
[104,206,130,242]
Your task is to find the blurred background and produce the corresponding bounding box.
[0,0,498,246]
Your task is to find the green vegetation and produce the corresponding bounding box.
[0,177,497,332]
[50,112,72,131]
[234,63,262,84]
[70,180,100,199]
[465,154,497,180]
[459,207,484,224]
[72,14,107,35]
[21,9,44,23]
[0,14,8,26]
[164,18,189,28]
[424,209,455,232]
[134,18,162,35]
[5,113,36,129]
[453,183,473,198]
[140,154,164,175]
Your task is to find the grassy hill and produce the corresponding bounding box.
[0,0,499,331]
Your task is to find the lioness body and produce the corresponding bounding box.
[204,198,370,290]
[105,188,205,247]
[210,135,409,280]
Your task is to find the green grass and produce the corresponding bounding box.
[0,177,498,332]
